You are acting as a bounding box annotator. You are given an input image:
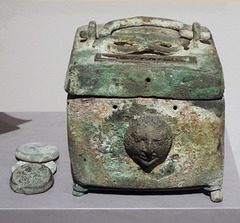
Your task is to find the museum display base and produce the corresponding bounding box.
[0,112,240,223]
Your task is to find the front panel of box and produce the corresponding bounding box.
[67,98,224,189]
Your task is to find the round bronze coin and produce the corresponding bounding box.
[10,163,54,195]
[15,142,59,163]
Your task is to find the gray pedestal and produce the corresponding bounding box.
[0,112,240,223]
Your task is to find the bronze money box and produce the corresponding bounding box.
[64,17,224,202]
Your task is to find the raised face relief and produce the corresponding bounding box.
[124,116,173,173]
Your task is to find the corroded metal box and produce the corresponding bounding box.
[65,17,224,202]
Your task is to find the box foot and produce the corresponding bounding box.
[204,186,223,202]
[72,183,88,197]
[210,190,223,202]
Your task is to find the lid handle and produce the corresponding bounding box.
[98,17,211,41]
[100,17,184,37]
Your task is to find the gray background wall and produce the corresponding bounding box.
[1,1,239,176]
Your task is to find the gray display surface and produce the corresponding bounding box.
[0,112,240,223]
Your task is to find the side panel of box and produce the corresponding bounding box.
[67,98,224,189]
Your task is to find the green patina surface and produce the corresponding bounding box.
[65,17,224,99]
[67,98,224,189]
[66,59,223,99]
[65,18,225,201]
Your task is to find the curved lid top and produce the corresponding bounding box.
[65,17,224,100]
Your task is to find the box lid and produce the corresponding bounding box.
[64,17,224,100]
